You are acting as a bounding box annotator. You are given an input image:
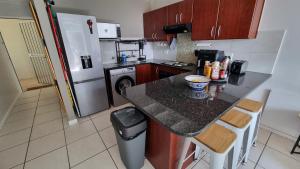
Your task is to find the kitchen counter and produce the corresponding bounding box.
[103,59,194,71]
[123,71,271,137]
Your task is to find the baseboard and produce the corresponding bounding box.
[0,93,21,129]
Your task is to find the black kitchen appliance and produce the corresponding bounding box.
[230,60,248,75]
[195,50,225,74]
[163,23,192,34]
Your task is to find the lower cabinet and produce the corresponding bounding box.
[136,64,155,85]
[146,118,196,169]
[136,64,189,85]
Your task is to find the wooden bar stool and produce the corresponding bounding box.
[234,99,263,163]
[216,109,252,168]
[177,124,237,169]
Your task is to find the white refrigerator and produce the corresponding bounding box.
[57,13,109,117]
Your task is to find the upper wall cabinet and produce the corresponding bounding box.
[167,0,194,26]
[192,0,265,40]
[143,7,168,41]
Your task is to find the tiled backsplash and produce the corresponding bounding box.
[152,30,285,74]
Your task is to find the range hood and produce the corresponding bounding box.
[163,23,192,34]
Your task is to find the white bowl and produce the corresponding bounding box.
[185,75,210,90]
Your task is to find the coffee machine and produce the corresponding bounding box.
[195,50,225,74]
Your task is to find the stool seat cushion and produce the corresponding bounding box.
[220,109,252,128]
[237,99,263,112]
[195,124,236,153]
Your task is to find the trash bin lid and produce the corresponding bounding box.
[112,107,145,128]
[111,107,147,140]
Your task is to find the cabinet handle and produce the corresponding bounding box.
[179,13,183,23]
[155,33,158,40]
[210,26,215,38]
[175,13,178,24]
[217,26,221,37]
[152,33,154,39]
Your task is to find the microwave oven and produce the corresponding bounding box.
[97,22,121,39]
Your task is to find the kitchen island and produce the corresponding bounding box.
[123,70,271,169]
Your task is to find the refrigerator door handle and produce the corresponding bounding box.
[73,77,105,84]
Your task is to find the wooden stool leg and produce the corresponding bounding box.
[291,135,300,154]
[177,138,191,169]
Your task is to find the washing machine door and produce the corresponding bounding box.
[115,76,135,95]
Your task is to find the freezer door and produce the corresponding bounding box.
[57,13,104,82]
[74,78,109,117]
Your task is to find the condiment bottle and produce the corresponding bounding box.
[211,61,220,80]
[203,61,212,78]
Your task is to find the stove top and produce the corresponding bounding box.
[162,61,191,67]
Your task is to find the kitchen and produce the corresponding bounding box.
[0,0,299,169]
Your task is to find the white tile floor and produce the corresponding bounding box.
[0,87,299,169]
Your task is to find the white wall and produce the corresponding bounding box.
[0,33,22,127]
[54,0,150,38]
[0,0,32,19]
[251,0,300,138]
[0,19,36,80]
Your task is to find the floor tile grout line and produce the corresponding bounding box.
[11,106,38,114]
[30,128,63,142]
[91,109,121,169]
[107,147,119,169]
[0,140,30,153]
[264,143,300,163]
[0,126,32,139]
[254,132,273,169]
[66,131,98,145]
[15,100,39,107]
[22,89,42,169]
[24,145,66,164]
[60,110,71,169]
[190,151,208,169]
[70,149,108,169]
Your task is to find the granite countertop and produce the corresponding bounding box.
[103,59,194,71]
[123,71,271,137]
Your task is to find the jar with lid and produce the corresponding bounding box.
[211,61,220,80]
[203,61,212,78]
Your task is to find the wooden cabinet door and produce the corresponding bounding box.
[178,0,194,24]
[192,0,220,40]
[167,3,179,25]
[216,0,264,39]
[143,12,154,41]
[136,64,153,85]
[155,7,168,41]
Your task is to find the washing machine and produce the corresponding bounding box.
[109,67,136,106]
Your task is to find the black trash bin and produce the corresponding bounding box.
[111,107,147,169]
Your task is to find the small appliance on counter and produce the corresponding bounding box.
[195,50,225,73]
[230,60,248,75]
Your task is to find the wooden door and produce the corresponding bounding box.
[178,0,194,24]
[155,7,168,41]
[192,0,220,40]
[216,0,264,39]
[136,64,153,84]
[143,12,154,41]
[167,3,179,25]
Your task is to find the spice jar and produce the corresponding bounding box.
[211,61,220,80]
[203,61,212,78]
